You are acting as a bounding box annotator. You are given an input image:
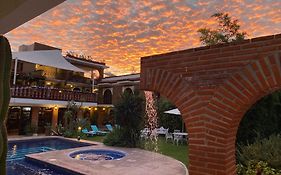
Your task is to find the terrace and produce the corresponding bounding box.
[10,86,97,103]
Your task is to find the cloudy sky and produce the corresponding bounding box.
[6,0,281,75]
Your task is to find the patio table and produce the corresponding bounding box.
[172,132,188,136]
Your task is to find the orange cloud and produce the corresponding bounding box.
[5,0,281,75]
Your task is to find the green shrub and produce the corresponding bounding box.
[237,161,281,175]
[237,134,281,169]
[63,130,77,138]
[103,128,127,147]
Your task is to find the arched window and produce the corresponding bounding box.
[103,89,112,104]
[123,88,133,95]
[73,87,81,92]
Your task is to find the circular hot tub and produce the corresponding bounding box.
[69,149,126,161]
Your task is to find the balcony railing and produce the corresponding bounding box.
[11,86,97,103]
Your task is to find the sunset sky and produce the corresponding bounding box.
[5,0,281,75]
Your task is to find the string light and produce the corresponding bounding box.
[144,91,158,152]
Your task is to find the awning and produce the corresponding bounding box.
[12,50,84,72]
[164,108,181,115]
[0,0,65,34]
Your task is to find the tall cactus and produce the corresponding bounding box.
[0,35,12,175]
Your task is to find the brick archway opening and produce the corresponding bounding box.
[157,96,188,140]
[235,89,281,165]
[140,34,281,174]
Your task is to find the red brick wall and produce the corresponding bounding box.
[140,34,281,175]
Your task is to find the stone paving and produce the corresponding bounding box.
[23,137,187,175]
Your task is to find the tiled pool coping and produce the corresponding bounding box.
[9,136,188,175]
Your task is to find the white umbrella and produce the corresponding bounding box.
[164,108,181,115]
[164,108,184,132]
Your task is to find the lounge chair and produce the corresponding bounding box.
[81,128,96,136]
[91,125,108,135]
[105,124,113,132]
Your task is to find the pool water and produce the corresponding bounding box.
[7,138,92,175]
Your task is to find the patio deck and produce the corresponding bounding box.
[24,138,188,175]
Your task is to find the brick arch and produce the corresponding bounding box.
[141,68,204,130]
[200,52,281,174]
[140,34,281,175]
[141,68,195,108]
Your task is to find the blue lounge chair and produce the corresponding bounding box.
[81,128,96,136]
[91,125,108,135]
[105,124,113,132]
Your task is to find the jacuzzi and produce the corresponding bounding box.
[69,149,126,161]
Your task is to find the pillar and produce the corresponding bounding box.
[52,107,59,128]
[90,107,94,119]
[31,107,40,127]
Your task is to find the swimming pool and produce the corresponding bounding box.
[7,137,92,175]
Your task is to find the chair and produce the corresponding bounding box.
[140,128,149,140]
[91,125,108,135]
[173,134,184,146]
[81,128,96,136]
[165,132,173,143]
[156,126,168,135]
[105,124,113,132]
[140,131,148,140]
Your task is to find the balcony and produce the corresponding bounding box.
[55,73,92,85]
[11,86,97,103]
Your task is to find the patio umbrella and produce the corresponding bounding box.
[164,108,185,132]
[164,108,181,115]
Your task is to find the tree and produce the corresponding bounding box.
[104,92,144,147]
[62,101,90,137]
[198,12,247,45]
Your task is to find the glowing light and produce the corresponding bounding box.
[54,106,58,110]
[22,107,31,111]
[78,126,82,131]
[46,82,51,85]
[59,90,62,93]
[75,155,81,160]
[94,107,98,111]
[102,108,106,111]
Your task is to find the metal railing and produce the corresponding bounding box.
[11,86,96,103]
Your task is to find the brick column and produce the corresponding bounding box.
[52,107,59,128]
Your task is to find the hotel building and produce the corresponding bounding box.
[8,42,140,135]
